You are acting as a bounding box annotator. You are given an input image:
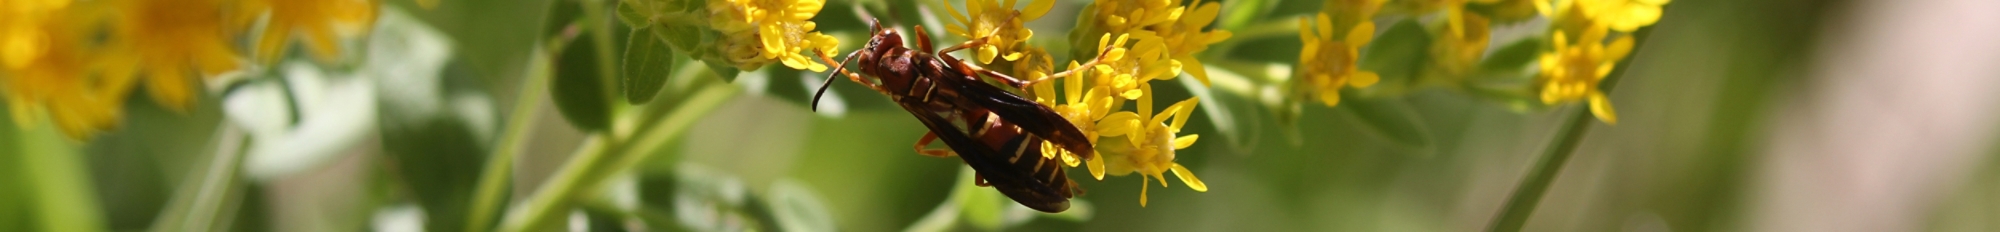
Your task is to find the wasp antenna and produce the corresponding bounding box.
[812,50,862,111]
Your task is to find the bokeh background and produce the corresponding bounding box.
[4,0,2000,231]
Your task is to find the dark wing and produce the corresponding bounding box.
[896,103,1070,212]
[951,79,1096,160]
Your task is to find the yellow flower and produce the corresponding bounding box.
[1075,0,1229,85]
[1093,88,1203,207]
[939,0,1054,64]
[1536,25,1629,124]
[1030,33,1205,207]
[243,0,377,63]
[1153,1,1229,85]
[106,0,245,111]
[1296,12,1379,107]
[707,0,838,72]
[1091,33,1180,101]
[1031,61,1114,168]
[3,1,140,139]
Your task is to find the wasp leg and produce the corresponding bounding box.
[1039,40,1124,80]
[913,132,956,157]
[974,173,992,187]
[913,25,938,52]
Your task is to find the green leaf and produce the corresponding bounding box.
[647,23,738,81]
[624,27,675,103]
[615,0,650,29]
[1482,37,1543,73]
[552,35,614,132]
[767,180,835,232]
[1359,19,1432,93]
[701,55,741,82]
[1336,93,1433,151]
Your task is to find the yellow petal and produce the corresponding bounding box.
[1183,58,1210,86]
[1590,92,1618,124]
[1172,134,1198,149]
[1097,112,1142,136]
[1167,97,1198,130]
[1298,17,1316,42]
[1088,154,1107,180]
[1319,89,1341,106]
[1347,22,1375,46]
[1171,164,1207,192]
[1139,176,1151,207]
[1022,0,1055,20]
[1350,71,1380,87]
[1606,36,1635,61]
[977,45,999,63]
[1315,13,1335,41]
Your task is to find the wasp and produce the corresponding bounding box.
[811,20,1108,213]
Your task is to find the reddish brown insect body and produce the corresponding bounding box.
[812,20,1101,213]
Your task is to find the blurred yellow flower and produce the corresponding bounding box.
[939,0,1054,64]
[3,0,139,139]
[106,0,245,111]
[243,0,378,63]
[1537,25,1629,124]
[1296,12,1379,107]
[707,0,838,72]
[1433,7,1490,78]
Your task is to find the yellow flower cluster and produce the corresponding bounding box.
[1532,0,1665,124]
[939,0,1054,65]
[707,0,839,72]
[1076,0,1230,85]
[1031,33,1206,207]
[1295,0,1382,107]
[1,0,376,139]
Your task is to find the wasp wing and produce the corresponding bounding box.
[949,79,1096,160]
[896,103,1071,212]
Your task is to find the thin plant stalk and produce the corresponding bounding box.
[464,47,557,232]
[1485,25,1657,232]
[497,85,739,232]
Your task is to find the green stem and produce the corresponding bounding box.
[1484,26,1656,232]
[497,85,738,232]
[465,47,557,232]
[17,128,107,232]
[150,125,251,232]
